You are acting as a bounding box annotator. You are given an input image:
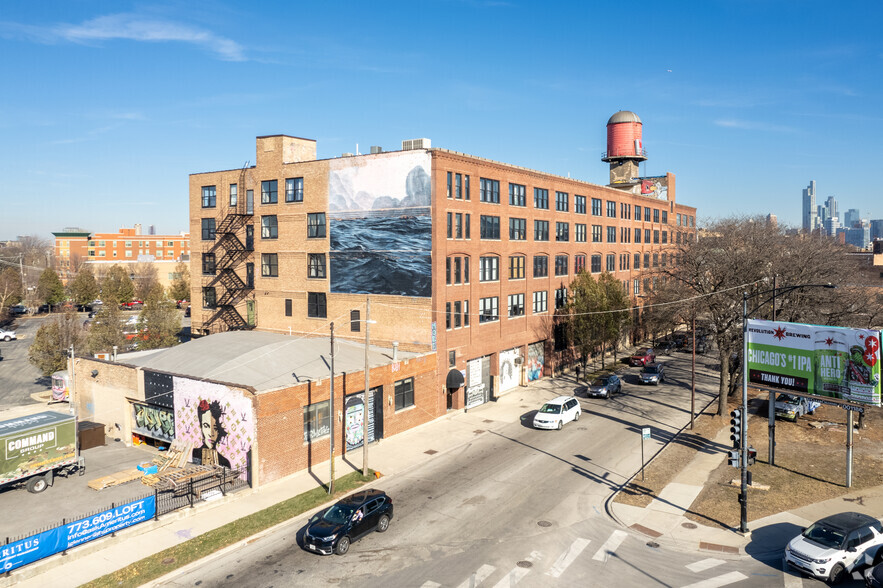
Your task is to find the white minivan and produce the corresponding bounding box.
[533,395,581,430]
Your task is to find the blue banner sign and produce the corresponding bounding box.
[1,495,155,572]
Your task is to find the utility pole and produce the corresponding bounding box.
[329,322,335,495]
[691,312,695,430]
[363,296,370,477]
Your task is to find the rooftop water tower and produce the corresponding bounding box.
[602,110,647,184]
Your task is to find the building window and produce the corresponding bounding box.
[653,230,660,244]
[446,212,452,239]
[509,183,526,206]
[644,253,650,268]
[575,254,586,273]
[453,301,462,329]
[480,178,500,203]
[635,228,641,243]
[653,252,659,268]
[555,287,567,309]
[455,173,463,199]
[645,229,651,243]
[447,256,466,285]
[307,213,326,238]
[203,287,216,309]
[533,291,547,314]
[202,253,216,275]
[661,210,668,224]
[261,180,278,204]
[677,213,682,226]
[534,188,549,209]
[261,253,279,277]
[285,177,304,203]
[201,218,216,241]
[555,191,569,212]
[607,226,616,243]
[607,201,616,218]
[509,255,525,280]
[621,203,630,219]
[479,256,499,282]
[575,195,586,214]
[303,400,330,442]
[446,302,451,329]
[555,255,568,276]
[621,227,630,243]
[465,175,471,200]
[394,377,415,411]
[509,218,527,240]
[606,253,616,272]
[635,205,641,220]
[447,172,452,198]
[591,254,602,273]
[575,224,587,242]
[261,215,278,239]
[201,186,216,208]
[308,253,326,278]
[533,255,548,278]
[479,297,499,323]
[654,208,660,223]
[592,225,602,243]
[592,198,602,216]
[308,292,327,318]
[351,309,360,332]
[556,222,570,242]
[534,220,549,241]
[230,183,238,206]
[480,215,500,239]
[645,207,651,222]
[508,293,525,317]
[634,253,640,269]
[662,230,668,244]
[634,279,640,295]
[285,299,293,317]
[661,252,667,267]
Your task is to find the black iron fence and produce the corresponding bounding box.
[2,466,250,569]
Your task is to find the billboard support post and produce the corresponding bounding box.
[768,390,776,466]
[847,410,853,488]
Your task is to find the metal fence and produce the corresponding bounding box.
[3,466,250,552]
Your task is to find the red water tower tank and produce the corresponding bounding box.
[602,111,647,162]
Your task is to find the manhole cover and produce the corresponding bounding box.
[162,557,176,565]
[425,449,438,455]
[516,560,533,568]
[484,419,494,423]
[537,520,553,527]
[646,541,660,548]
[682,522,698,529]
[474,429,485,434]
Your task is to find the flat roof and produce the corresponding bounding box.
[118,330,421,393]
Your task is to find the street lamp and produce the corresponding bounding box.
[739,282,835,533]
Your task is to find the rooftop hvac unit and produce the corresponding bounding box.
[402,138,431,151]
[370,145,383,154]
[341,152,354,157]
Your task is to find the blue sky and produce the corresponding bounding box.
[1,0,881,240]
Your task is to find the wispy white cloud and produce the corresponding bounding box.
[714,118,797,133]
[0,13,245,61]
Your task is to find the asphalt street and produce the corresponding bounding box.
[154,352,839,588]
[0,315,49,408]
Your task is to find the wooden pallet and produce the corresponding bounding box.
[87,467,144,490]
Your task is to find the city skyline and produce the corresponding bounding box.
[2,1,883,240]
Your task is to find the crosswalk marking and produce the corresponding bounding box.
[685,558,726,573]
[420,582,441,588]
[592,530,628,562]
[456,564,495,588]
[680,571,748,588]
[782,560,803,588]
[547,538,591,578]
[491,550,541,588]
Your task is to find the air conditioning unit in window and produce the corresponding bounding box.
[402,138,431,151]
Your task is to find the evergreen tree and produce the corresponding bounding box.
[137,283,181,350]
[100,264,135,304]
[28,312,86,376]
[68,266,99,306]
[37,268,65,308]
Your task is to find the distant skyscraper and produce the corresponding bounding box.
[824,215,840,236]
[844,222,870,249]
[825,195,838,222]
[844,208,861,228]
[802,181,818,231]
[871,219,883,241]
[766,213,777,228]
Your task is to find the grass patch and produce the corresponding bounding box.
[82,470,377,588]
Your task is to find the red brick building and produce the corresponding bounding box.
[189,112,696,413]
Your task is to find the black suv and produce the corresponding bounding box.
[304,489,393,555]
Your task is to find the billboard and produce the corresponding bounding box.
[328,152,432,297]
[747,319,881,406]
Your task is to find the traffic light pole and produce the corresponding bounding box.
[740,293,749,533]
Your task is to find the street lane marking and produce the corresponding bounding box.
[686,558,725,573]
[782,559,803,588]
[456,564,495,588]
[592,530,628,562]
[547,538,590,578]
[491,550,541,588]
[680,571,748,588]
[420,583,441,588]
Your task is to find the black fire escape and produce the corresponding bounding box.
[203,167,255,333]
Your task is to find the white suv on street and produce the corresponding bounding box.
[533,395,581,430]
[784,511,883,583]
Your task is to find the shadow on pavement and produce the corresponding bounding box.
[745,521,801,561]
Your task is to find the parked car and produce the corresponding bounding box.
[303,489,393,555]
[775,394,820,422]
[630,348,656,366]
[865,561,883,587]
[533,395,581,430]
[586,375,622,398]
[784,512,883,583]
[9,305,28,316]
[640,363,665,385]
[0,328,15,342]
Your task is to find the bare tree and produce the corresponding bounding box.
[133,262,160,302]
[0,266,23,314]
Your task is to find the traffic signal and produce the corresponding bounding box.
[729,409,742,449]
[728,450,740,468]
[747,446,757,466]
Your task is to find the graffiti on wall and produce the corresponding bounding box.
[132,403,175,442]
[328,152,432,297]
[527,342,545,382]
[172,377,253,472]
[640,177,668,201]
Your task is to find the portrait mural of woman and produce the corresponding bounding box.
[195,399,231,468]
